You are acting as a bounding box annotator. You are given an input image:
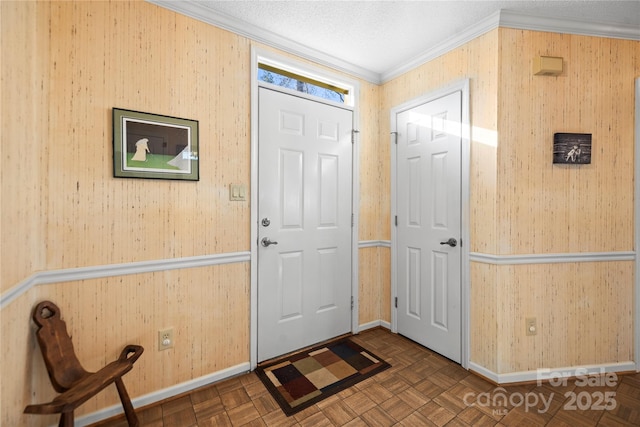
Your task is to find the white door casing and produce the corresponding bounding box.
[392,82,470,365]
[257,87,353,362]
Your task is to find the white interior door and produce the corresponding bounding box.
[258,87,353,362]
[395,90,462,363]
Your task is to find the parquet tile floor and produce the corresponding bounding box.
[91,328,640,426]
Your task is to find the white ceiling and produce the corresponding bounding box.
[150,0,640,83]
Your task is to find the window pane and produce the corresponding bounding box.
[258,67,345,103]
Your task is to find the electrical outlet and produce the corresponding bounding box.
[526,318,537,336]
[158,328,174,351]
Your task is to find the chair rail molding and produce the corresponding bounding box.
[0,251,251,309]
[469,251,635,265]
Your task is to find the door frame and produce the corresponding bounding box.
[390,79,471,368]
[250,46,361,369]
[635,76,640,372]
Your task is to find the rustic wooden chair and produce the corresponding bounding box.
[24,300,144,427]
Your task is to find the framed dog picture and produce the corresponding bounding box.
[113,108,199,181]
[553,133,591,165]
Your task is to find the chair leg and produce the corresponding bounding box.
[59,412,74,427]
[115,378,139,427]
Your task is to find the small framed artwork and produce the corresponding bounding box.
[113,108,199,180]
[553,133,591,164]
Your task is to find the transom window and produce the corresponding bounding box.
[258,62,350,104]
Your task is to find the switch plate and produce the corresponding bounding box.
[229,184,246,201]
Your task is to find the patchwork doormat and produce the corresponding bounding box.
[255,338,391,416]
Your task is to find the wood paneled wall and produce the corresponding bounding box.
[44,0,251,268]
[1,1,385,425]
[2,0,638,424]
[1,0,49,292]
[380,28,638,376]
[357,80,389,325]
[381,31,501,253]
[2,1,256,424]
[381,30,501,343]
[490,28,638,373]
[496,29,636,255]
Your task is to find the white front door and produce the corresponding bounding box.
[257,87,353,362]
[395,90,462,363]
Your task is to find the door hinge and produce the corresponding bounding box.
[394,297,398,308]
[351,296,354,310]
[351,130,359,144]
[395,216,398,226]
[391,131,398,144]
[351,213,354,227]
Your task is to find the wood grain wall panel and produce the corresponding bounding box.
[4,1,639,424]
[381,31,500,366]
[356,80,389,328]
[492,29,638,374]
[359,247,381,325]
[3,1,383,424]
[358,247,391,326]
[0,297,41,426]
[1,1,253,424]
[496,29,638,255]
[358,81,384,241]
[381,30,500,254]
[1,0,49,292]
[1,1,51,418]
[45,0,251,270]
[470,262,498,372]
[495,262,633,373]
[379,247,391,323]
[27,263,250,420]
[382,28,637,375]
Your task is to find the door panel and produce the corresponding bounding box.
[396,91,462,363]
[258,87,353,362]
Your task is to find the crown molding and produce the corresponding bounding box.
[381,9,640,83]
[380,10,503,83]
[148,1,640,86]
[499,8,640,41]
[147,0,380,84]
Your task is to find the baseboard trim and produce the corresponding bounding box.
[468,361,637,385]
[75,362,251,427]
[358,320,391,332]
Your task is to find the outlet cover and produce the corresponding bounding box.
[526,318,537,336]
[158,328,174,351]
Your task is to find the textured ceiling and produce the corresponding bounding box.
[153,0,640,81]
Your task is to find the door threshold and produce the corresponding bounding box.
[257,332,353,367]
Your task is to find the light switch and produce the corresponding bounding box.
[229,184,246,201]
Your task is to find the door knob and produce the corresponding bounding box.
[440,238,457,247]
[261,237,278,247]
